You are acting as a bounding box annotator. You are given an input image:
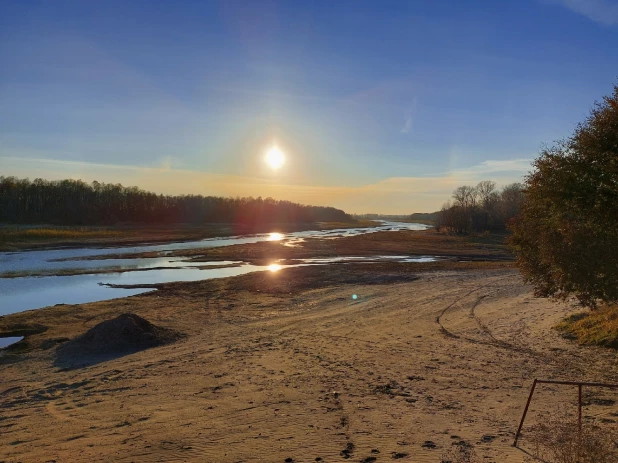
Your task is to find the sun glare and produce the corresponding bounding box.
[268,263,282,272]
[266,146,285,169]
[267,232,284,241]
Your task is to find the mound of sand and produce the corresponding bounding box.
[56,313,180,367]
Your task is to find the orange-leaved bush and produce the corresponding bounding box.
[509,84,618,309]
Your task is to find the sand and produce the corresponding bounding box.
[2,265,618,462]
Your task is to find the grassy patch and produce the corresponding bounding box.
[0,227,123,242]
[556,304,618,348]
[465,231,510,247]
[0,221,378,251]
[316,220,381,229]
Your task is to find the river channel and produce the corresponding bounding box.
[0,222,431,318]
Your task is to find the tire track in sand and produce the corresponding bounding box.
[436,276,546,358]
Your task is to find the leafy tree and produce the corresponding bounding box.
[509,84,618,309]
[499,182,524,220]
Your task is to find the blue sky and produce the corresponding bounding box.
[1,0,617,213]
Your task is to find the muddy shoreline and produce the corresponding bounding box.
[0,262,245,279]
[33,229,513,264]
[0,220,380,252]
[0,229,511,280]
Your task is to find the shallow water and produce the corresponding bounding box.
[0,221,427,274]
[0,222,431,316]
[0,263,262,316]
[0,336,23,349]
[0,256,437,316]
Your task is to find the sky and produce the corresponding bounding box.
[1,0,617,214]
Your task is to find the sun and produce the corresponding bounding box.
[265,146,285,169]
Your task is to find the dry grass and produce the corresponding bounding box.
[441,442,481,463]
[556,304,618,348]
[0,227,123,241]
[0,221,379,251]
[316,219,381,229]
[523,412,617,463]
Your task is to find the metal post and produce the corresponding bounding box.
[578,384,583,463]
[514,379,537,447]
[578,384,582,436]
[513,379,618,450]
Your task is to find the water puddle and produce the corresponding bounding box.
[0,336,24,349]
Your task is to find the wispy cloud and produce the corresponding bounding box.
[0,156,531,214]
[454,159,532,177]
[546,0,618,25]
[400,97,417,134]
[400,116,413,134]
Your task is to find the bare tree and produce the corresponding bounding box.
[452,185,478,209]
[476,180,497,208]
[438,180,524,233]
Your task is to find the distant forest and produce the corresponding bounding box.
[0,177,353,226]
[354,213,437,221]
[437,181,524,233]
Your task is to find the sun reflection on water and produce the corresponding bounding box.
[267,232,284,241]
[268,263,282,272]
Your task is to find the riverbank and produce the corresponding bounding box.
[1,224,436,314]
[2,263,618,462]
[46,229,511,265]
[176,229,512,264]
[0,220,380,251]
[0,229,509,280]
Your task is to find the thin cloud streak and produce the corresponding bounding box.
[400,97,417,134]
[0,157,531,214]
[400,116,413,133]
[547,0,618,25]
[452,158,532,177]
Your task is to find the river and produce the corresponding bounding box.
[0,222,431,318]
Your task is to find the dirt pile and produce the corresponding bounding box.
[56,313,180,367]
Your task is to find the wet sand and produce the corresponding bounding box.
[2,262,618,462]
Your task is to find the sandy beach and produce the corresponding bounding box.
[3,262,618,462]
[3,1,616,460]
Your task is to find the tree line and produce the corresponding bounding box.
[0,177,353,226]
[437,180,524,233]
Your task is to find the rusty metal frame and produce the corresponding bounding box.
[513,379,618,447]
